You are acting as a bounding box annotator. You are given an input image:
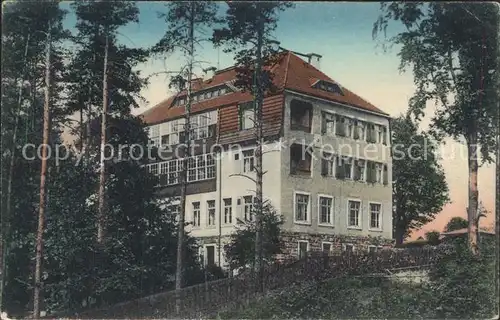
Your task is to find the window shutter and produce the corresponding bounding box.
[321,112,327,134]
[382,126,387,145]
[321,158,328,176]
[336,116,345,136]
[336,159,345,179]
[383,164,389,185]
[353,121,360,140]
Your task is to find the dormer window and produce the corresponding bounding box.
[313,80,344,96]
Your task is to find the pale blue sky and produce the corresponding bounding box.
[60,1,495,237]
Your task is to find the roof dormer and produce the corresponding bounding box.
[312,79,344,96]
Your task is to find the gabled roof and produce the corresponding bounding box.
[140,51,388,125]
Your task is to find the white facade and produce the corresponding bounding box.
[146,91,393,268]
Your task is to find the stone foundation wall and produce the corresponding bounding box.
[278,231,394,259]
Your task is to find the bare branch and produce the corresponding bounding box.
[228,173,257,184]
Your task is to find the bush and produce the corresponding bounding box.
[428,239,496,318]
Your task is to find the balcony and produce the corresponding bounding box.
[290,99,312,134]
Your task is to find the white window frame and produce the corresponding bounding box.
[207,200,216,227]
[243,195,254,221]
[367,245,378,253]
[240,103,255,130]
[347,199,362,229]
[192,201,201,228]
[322,241,333,253]
[223,198,232,225]
[354,159,366,182]
[293,191,311,225]
[317,194,334,226]
[368,202,382,231]
[297,240,309,258]
[204,244,216,266]
[342,243,356,253]
[242,148,255,173]
[322,152,336,177]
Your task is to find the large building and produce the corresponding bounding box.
[140,51,393,268]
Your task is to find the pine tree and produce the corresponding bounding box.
[67,0,148,243]
[213,1,293,291]
[151,1,221,308]
[1,1,68,316]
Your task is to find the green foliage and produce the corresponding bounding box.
[374,3,499,162]
[224,202,283,271]
[424,230,440,245]
[444,216,468,232]
[219,242,496,319]
[212,1,294,94]
[391,115,449,244]
[429,239,496,318]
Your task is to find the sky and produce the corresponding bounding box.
[61,1,496,239]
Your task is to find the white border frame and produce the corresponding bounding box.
[342,243,356,252]
[297,240,310,257]
[321,241,333,253]
[346,198,362,230]
[203,243,217,266]
[368,201,383,232]
[317,194,334,227]
[293,191,312,225]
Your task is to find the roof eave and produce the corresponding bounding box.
[284,89,391,119]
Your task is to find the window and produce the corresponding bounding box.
[313,80,344,96]
[353,120,365,140]
[298,241,309,259]
[354,159,365,182]
[381,126,388,145]
[335,116,346,136]
[345,118,354,138]
[242,149,255,173]
[321,153,335,176]
[290,144,312,176]
[322,242,332,254]
[239,102,254,130]
[369,203,381,229]
[368,245,377,254]
[321,112,335,136]
[223,198,232,224]
[147,163,159,186]
[243,196,253,221]
[159,162,168,185]
[318,196,333,225]
[290,99,312,133]
[294,192,310,223]
[375,163,383,184]
[336,156,352,180]
[206,245,215,266]
[207,200,216,226]
[348,200,361,228]
[192,202,201,227]
[343,243,354,253]
[366,124,377,143]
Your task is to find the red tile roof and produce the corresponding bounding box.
[140,51,388,125]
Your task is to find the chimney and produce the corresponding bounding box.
[307,53,322,70]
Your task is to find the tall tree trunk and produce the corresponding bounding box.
[175,2,195,313]
[467,133,479,255]
[33,27,51,319]
[393,213,405,246]
[1,34,31,313]
[97,34,109,244]
[253,15,264,292]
